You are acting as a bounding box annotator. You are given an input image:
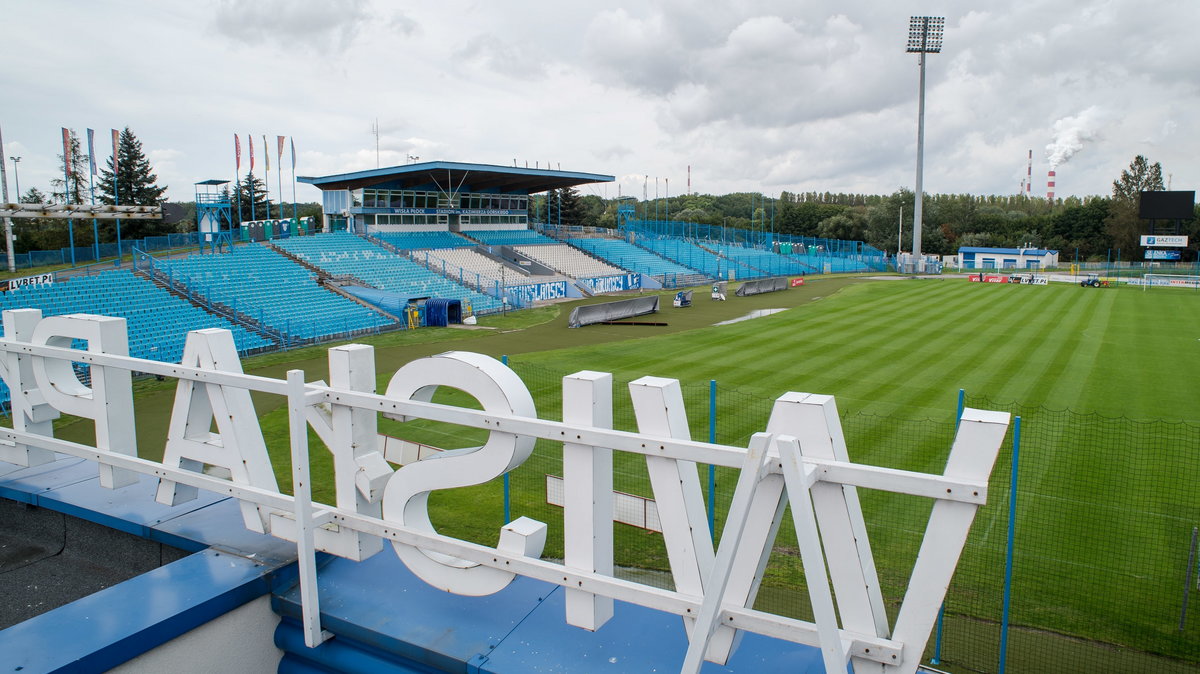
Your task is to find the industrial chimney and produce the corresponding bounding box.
[1026,150,1032,196]
[1047,170,1056,202]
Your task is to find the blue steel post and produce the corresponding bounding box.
[707,379,717,540]
[502,355,511,524]
[933,388,967,665]
[998,416,1021,674]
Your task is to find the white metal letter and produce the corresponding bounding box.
[30,314,137,488]
[0,309,59,467]
[382,351,546,596]
[562,371,614,630]
[156,329,279,532]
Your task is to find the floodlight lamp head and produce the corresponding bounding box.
[906,16,945,53]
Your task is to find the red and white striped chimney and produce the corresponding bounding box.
[1026,150,1032,196]
[1047,170,1056,202]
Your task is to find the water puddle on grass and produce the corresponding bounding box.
[713,308,787,326]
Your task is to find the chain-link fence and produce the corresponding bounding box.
[391,361,1200,673]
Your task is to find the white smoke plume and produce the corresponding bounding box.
[1045,106,1106,169]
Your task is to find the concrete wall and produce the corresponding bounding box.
[109,596,281,674]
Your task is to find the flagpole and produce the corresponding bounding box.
[0,124,15,272]
[234,134,243,234]
[87,129,99,262]
[112,129,122,260]
[249,135,256,222]
[276,135,284,229]
[263,134,271,220]
[61,128,76,267]
[290,137,298,226]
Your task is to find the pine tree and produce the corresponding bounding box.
[235,172,273,223]
[557,186,586,226]
[98,127,167,206]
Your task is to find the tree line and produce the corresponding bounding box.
[11,137,1195,265]
[8,127,319,255]
[546,155,1198,262]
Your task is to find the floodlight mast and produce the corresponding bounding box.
[907,16,943,273]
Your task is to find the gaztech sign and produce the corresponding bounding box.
[6,273,54,291]
[1141,235,1188,248]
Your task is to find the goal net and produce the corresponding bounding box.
[1142,273,1200,289]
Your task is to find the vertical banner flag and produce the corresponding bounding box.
[86,128,97,176]
[290,137,296,170]
[277,135,285,163]
[111,129,120,173]
[235,134,241,171]
[249,134,255,172]
[61,128,73,177]
[263,135,269,172]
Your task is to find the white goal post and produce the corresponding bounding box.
[1142,273,1200,290]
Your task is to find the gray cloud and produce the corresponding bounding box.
[213,0,381,54]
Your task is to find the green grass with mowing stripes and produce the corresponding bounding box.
[42,277,1200,670]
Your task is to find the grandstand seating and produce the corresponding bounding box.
[0,269,275,406]
[466,230,557,246]
[272,233,503,314]
[418,247,528,287]
[372,231,474,250]
[710,244,817,276]
[513,244,626,279]
[565,238,699,281]
[154,243,394,341]
[638,238,762,280]
[792,253,870,273]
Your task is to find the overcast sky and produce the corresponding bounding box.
[3,1,1197,206]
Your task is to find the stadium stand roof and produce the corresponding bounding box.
[958,246,1059,255]
[298,161,613,194]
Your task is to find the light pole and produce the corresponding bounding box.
[9,156,20,199]
[907,16,944,273]
[407,154,420,164]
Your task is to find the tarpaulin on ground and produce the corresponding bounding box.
[341,285,408,315]
[568,295,660,328]
[735,277,789,296]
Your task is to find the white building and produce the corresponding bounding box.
[956,246,1060,270]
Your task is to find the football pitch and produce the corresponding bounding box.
[53,276,1200,670]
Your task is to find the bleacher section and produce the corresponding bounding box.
[373,231,474,250]
[639,238,758,280]
[789,252,870,273]
[0,269,275,405]
[712,244,817,276]
[419,247,524,287]
[566,238,699,282]
[514,244,626,279]
[154,244,394,341]
[273,233,503,314]
[466,230,557,246]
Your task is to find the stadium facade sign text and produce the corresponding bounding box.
[1140,235,1188,247]
[578,274,641,294]
[0,309,1009,674]
[1145,249,1182,261]
[6,273,54,292]
[507,281,568,303]
[358,207,517,216]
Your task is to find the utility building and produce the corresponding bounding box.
[957,246,1059,270]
